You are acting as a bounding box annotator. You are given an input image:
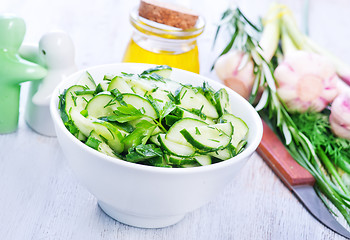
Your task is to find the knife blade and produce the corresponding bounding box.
[257,120,350,239]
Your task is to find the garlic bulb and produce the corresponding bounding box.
[274,51,339,112]
[214,50,255,99]
[330,93,350,140]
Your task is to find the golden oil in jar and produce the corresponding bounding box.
[122,6,205,74]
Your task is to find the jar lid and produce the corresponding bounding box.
[129,5,205,40]
[139,0,198,30]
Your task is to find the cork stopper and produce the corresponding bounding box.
[138,0,199,30]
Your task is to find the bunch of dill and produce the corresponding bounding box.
[291,111,350,171]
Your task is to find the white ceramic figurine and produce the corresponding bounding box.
[21,31,77,136]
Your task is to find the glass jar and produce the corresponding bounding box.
[122,8,205,74]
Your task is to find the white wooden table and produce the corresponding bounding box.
[1,0,350,239]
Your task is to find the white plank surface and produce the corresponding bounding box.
[1,0,350,239]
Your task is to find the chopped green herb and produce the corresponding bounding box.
[110,88,127,106]
[180,89,188,100]
[108,104,145,123]
[130,86,136,94]
[105,126,115,140]
[167,92,180,104]
[146,95,162,117]
[202,82,217,105]
[58,90,69,123]
[99,118,135,133]
[82,97,89,103]
[99,134,109,143]
[141,65,171,75]
[74,90,95,95]
[103,75,113,81]
[86,71,95,88]
[64,120,80,137]
[159,101,176,121]
[121,72,134,77]
[80,109,88,117]
[104,98,117,108]
[125,144,163,162]
[94,84,104,94]
[165,115,180,126]
[70,92,77,107]
[190,105,206,120]
[122,120,156,148]
[149,157,172,168]
[151,87,159,93]
[85,136,101,150]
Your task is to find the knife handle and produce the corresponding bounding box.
[256,120,315,190]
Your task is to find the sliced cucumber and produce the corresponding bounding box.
[174,106,215,125]
[220,113,249,148]
[124,77,153,95]
[141,65,172,78]
[236,140,247,154]
[214,122,234,136]
[194,155,212,166]
[65,85,94,138]
[209,144,236,160]
[149,134,161,146]
[158,134,195,157]
[70,110,94,136]
[98,81,110,91]
[70,109,124,153]
[107,76,133,93]
[64,84,93,140]
[180,123,232,151]
[181,163,201,168]
[182,110,216,125]
[148,88,171,104]
[178,86,219,118]
[92,120,124,154]
[76,71,96,90]
[122,93,158,119]
[86,94,120,118]
[215,88,232,116]
[87,131,115,157]
[166,155,197,165]
[65,85,94,115]
[166,118,208,146]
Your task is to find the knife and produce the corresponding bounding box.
[257,120,350,239]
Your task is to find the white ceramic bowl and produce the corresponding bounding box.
[50,63,263,228]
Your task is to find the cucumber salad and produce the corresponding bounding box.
[58,65,249,168]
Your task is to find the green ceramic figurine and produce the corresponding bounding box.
[0,14,47,134]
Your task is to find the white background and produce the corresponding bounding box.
[1,0,350,239]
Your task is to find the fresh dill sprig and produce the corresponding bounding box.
[292,111,350,168]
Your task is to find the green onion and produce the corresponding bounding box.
[213,6,350,226]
